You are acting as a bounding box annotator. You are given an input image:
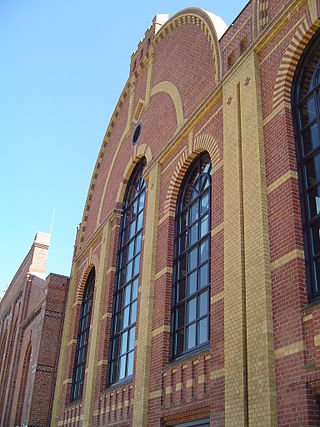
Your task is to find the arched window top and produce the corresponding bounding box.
[178,154,212,211]
[171,152,212,360]
[82,267,95,302]
[70,267,95,402]
[123,158,146,208]
[295,33,320,102]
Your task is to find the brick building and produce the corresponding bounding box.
[0,232,69,426]
[51,0,320,425]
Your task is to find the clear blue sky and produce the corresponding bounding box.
[0,0,248,296]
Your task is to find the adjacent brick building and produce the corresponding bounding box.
[0,232,69,426]
[51,0,320,425]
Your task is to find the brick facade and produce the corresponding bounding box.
[52,1,320,426]
[0,232,69,427]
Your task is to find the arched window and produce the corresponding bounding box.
[293,30,320,300]
[171,153,212,359]
[15,342,32,426]
[70,267,95,401]
[107,159,146,386]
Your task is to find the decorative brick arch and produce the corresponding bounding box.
[150,82,184,129]
[164,133,221,215]
[272,14,320,110]
[115,145,152,206]
[75,261,97,304]
[153,9,222,85]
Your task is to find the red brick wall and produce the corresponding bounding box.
[57,1,320,426]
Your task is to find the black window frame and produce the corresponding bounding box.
[170,153,212,360]
[70,267,95,402]
[292,29,320,301]
[107,158,146,387]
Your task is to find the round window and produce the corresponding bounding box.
[132,123,142,145]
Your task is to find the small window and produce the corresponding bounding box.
[107,159,146,386]
[173,418,210,427]
[70,268,95,402]
[227,51,235,69]
[132,123,142,145]
[170,153,212,359]
[240,38,248,55]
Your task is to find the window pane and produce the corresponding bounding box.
[307,184,320,218]
[200,215,209,238]
[132,279,139,301]
[176,305,185,329]
[187,298,197,323]
[127,351,134,376]
[187,271,197,296]
[177,278,186,301]
[133,255,141,277]
[299,97,317,128]
[130,301,137,324]
[200,239,209,264]
[135,232,142,255]
[189,223,198,246]
[120,332,128,355]
[128,327,136,351]
[125,261,133,282]
[128,240,134,260]
[187,324,196,350]
[189,202,199,223]
[200,192,209,214]
[112,336,119,358]
[313,258,320,294]
[188,247,197,272]
[175,329,184,356]
[122,307,129,329]
[124,285,131,306]
[118,355,126,380]
[301,122,319,155]
[129,221,136,239]
[198,317,208,345]
[139,192,145,212]
[137,212,144,231]
[306,152,320,187]
[199,263,209,289]
[311,224,320,256]
[199,290,209,317]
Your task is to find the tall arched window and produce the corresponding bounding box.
[107,159,146,386]
[70,267,95,401]
[15,342,32,426]
[171,153,212,359]
[293,30,320,300]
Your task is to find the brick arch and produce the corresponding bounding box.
[164,133,221,215]
[150,82,184,129]
[153,9,222,84]
[75,263,97,304]
[115,145,152,206]
[272,15,320,110]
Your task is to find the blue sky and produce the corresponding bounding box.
[0,0,248,296]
